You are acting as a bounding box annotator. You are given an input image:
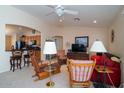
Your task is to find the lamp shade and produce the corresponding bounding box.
[90,40,107,53]
[43,41,57,54]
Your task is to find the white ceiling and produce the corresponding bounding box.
[13,5,122,28]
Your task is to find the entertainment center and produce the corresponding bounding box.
[67,36,89,60]
[67,52,89,60]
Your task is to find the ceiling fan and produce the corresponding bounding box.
[46,5,79,17]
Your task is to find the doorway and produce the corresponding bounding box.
[52,36,63,50]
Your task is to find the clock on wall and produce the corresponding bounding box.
[111,29,115,43]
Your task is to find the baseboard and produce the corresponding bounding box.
[119,83,124,88]
[0,68,10,74]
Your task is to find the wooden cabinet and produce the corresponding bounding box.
[5,35,12,51]
[25,35,41,46]
[67,52,89,60]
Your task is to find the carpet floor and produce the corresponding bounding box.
[0,65,94,88]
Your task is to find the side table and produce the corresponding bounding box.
[94,65,113,88]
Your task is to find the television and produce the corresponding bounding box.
[72,44,86,52]
[75,36,89,47]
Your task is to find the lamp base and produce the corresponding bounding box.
[96,53,103,56]
[46,81,55,87]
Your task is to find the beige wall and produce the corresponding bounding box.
[109,10,124,84]
[0,6,50,73]
[48,26,109,53]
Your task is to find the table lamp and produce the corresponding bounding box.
[90,40,107,68]
[90,40,107,87]
[90,40,107,56]
[43,40,57,87]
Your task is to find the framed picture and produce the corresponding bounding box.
[75,36,89,47]
[111,29,115,43]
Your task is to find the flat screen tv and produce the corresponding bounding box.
[72,44,86,52]
[75,36,89,47]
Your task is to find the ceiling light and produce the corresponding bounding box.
[59,17,64,22]
[74,18,80,22]
[59,19,63,22]
[93,20,97,23]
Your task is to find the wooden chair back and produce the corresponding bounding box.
[68,60,95,87]
[11,48,22,56]
[30,54,41,73]
[10,47,22,72]
[28,50,33,56]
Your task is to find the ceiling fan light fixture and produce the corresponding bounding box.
[55,5,64,16]
[57,12,64,16]
[46,5,79,22]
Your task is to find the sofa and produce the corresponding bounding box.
[91,53,121,87]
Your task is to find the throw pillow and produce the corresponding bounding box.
[111,57,121,63]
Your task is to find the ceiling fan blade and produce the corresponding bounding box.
[45,11,55,16]
[46,5,55,9]
[64,10,78,15]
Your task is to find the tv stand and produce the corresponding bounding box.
[67,52,89,60]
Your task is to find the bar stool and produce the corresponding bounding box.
[23,50,33,66]
[10,49,22,72]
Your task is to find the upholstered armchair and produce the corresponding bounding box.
[68,59,96,88]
